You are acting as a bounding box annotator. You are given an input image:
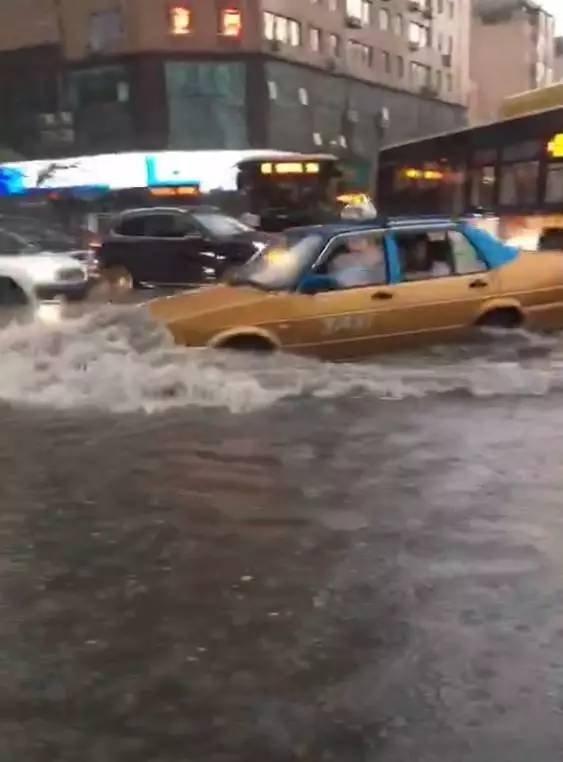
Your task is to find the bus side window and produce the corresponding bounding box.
[538,228,563,251]
[448,230,487,274]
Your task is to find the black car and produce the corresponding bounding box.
[97,207,272,290]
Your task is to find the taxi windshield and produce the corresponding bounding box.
[227,232,324,291]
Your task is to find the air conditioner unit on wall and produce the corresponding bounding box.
[420,84,439,98]
[345,14,362,29]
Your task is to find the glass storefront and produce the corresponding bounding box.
[69,65,133,152]
[165,61,247,149]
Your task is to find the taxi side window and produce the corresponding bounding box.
[394,231,454,282]
[320,232,388,289]
[448,230,487,274]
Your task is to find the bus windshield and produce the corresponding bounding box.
[236,157,341,231]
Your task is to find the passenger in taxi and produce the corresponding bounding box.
[328,235,387,288]
[401,234,452,281]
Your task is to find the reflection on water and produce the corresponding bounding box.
[1,308,563,760]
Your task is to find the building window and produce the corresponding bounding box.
[313,131,323,146]
[499,161,539,206]
[220,8,242,38]
[436,69,442,91]
[299,87,309,105]
[288,19,301,46]
[276,16,288,42]
[502,140,541,162]
[393,13,403,36]
[309,26,322,52]
[267,80,278,100]
[536,60,547,87]
[264,11,274,40]
[328,33,341,56]
[346,0,362,21]
[348,40,372,66]
[89,9,123,51]
[379,8,390,31]
[448,0,454,19]
[447,73,453,90]
[437,0,444,12]
[361,0,372,25]
[169,5,192,36]
[264,13,301,46]
[328,0,338,10]
[382,51,391,74]
[410,61,431,87]
[470,165,495,208]
[397,55,404,77]
[409,22,429,48]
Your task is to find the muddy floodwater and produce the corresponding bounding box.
[1,306,563,761]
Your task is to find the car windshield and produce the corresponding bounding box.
[228,232,324,291]
[192,213,251,238]
[0,228,41,255]
[0,218,78,252]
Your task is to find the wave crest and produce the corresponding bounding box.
[0,306,560,413]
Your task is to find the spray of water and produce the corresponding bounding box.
[0,305,561,414]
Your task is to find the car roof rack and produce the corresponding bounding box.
[384,215,453,226]
[345,214,454,228]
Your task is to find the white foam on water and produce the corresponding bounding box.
[0,305,562,414]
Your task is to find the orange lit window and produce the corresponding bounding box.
[170,5,192,35]
[221,8,242,37]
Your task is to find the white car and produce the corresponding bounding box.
[0,228,89,302]
[0,258,36,307]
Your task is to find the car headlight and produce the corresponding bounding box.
[253,241,267,254]
[55,267,87,282]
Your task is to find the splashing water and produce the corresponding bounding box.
[0,305,563,414]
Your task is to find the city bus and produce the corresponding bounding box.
[0,149,352,235]
[377,85,563,249]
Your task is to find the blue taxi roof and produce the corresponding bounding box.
[286,215,518,270]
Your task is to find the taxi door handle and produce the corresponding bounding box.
[469,278,488,289]
[371,289,393,300]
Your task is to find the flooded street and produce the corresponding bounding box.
[2,308,563,760]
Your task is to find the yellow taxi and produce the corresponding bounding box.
[147,217,563,360]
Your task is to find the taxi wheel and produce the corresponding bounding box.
[477,308,522,329]
[219,335,275,352]
[101,267,134,298]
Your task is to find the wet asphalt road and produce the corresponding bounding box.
[1,307,563,760]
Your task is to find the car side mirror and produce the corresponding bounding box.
[298,273,338,294]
